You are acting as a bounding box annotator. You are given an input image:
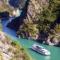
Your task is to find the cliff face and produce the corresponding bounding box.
[0,0,49,19]
[17,0,49,39]
[0,31,32,60]
[0,0,26,17]
[24,0,49,23]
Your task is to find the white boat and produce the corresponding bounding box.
[32,44,51,56]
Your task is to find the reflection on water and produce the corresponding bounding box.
[44,56,50,60]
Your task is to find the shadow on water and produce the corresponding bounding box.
[7,0,30,31]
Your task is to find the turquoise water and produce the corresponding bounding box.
[9,36,60,60]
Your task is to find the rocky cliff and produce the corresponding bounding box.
[24,0,49,23]
[18,0,49,39]
[0,0,26,17]
[0,0,49,19]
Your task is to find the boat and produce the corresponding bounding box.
[31,44,51,56]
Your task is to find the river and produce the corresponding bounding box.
[10,36,60,60]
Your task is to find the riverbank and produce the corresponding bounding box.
[0,31,33,60]
[1,18,60,47]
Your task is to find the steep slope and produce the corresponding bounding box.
[0,31,32,60]
[24,0,49,23]
[17,0,49,39]
[0,0,26,17]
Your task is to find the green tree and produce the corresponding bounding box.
[37,0,60,32]
[17,22,38,38]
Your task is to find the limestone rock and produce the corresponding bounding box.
[25,0,49,22]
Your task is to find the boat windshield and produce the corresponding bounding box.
[36,46,42,50]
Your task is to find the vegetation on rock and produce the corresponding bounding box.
[17,0,60,46]
[0,31,32,60]
[0,0,60,46]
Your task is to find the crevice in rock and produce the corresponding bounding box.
[7,0,30,31]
